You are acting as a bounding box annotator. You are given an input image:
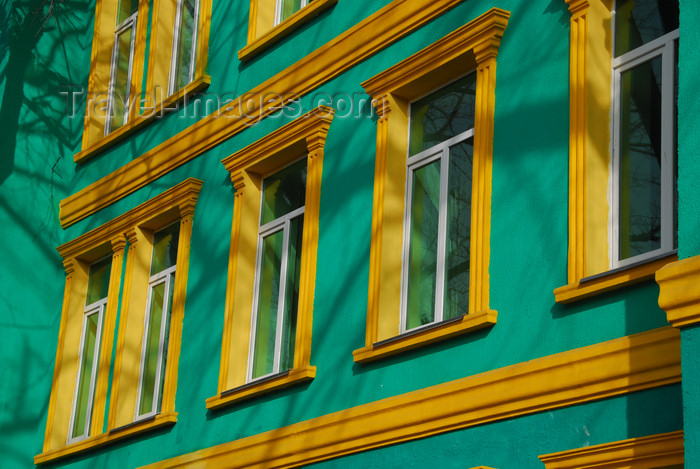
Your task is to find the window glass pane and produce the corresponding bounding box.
[252,230,285,379]
[86,257,111,305]
[151,223,180,275]
[174,0,197,90]
[444,140,473,320]
[139,281,165,416]
[261,159,307,225]
[618,56,662,260]
[405,159,441,329]
[280,216,303,371]
[615,0,678,57]
[117,0,138,24]
[409,73,476,156]
[72,312,100,439]
[280,0,303,22]
[111,26,133,131]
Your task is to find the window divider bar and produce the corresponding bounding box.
[273,219,292,374]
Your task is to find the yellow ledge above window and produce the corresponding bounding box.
[205,366,316,410]
[353,310,497,364]
[553,255,677,304]
[239,0,338,62]
[74,75,211,164]
[34,411,177,465]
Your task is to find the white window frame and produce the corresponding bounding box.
[274,0,310,26]
[609,7,678,269]
[105,11,138,135]
[135,263,176,420]
[66,297,107,444]
[168,0,200,96]
[246,197,305,383]
[399,125,474,334]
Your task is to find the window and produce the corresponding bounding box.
[611,0,678,268]
[67,257,111,443]
[106,0,138,134]
[37,179,201,465]
[135,223,179,419]
[78,0,211,159]
[206,107,333,410]
[353,9,508,363]
[554,0,678,303]
[401,75,475,332]
[168,0,200,95]
[238,0,337,61]
[275,0,312,25]
[249,160,306,382]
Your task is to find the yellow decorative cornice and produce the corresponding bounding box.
[144,327,680,468]
[657,254,700,328]
[539,430,683,468]
[57,179,202,260]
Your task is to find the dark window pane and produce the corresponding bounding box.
[615,0,678,57]
[86,257,111,305]
[151,223,180,275]
[261,159,307,225]
[409,73,476,156]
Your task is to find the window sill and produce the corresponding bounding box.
[352,310,498,364]
[34,411,177,465]
[74,75,211,164]
[205,366,316,410]
[553,254,678,304]
[238,0,339,62]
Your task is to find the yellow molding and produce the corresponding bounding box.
[657,254,700,328]
[127,0,150,124]
[58,179,202,258]
[238,0,339,61]
[60,0,469,227]
[215,107,332,404]
[74,75,211,164]
[206,366,316,410]
[554,255,677,304]
[539,430,684,468]
[143,327,680,468]
[42,180,202,458]
[360,8,507,350]
[353,310,497,363]
[35,411,178,465]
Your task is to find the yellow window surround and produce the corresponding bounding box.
[352,8,508,363]
[77,0,212,164]
[239,0,339,61]
[539,431,684,468]
[553,0,676,303]
[36,179,202,465]
[657,254,700,328]
[206,107,333,410]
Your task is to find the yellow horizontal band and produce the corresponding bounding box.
[143,327,680,468]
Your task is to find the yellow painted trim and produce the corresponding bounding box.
[214,107,333,403]
[80,0,212,154]
[353,310,497,363]
[74,75,211,164]
[35,411,178,465]
[206,366,316,410]
[360,8,507,350]
[554,255,677,304]
[657,254,700,328]
[143,327,680,468]
[563,0,614,284]
[238,0,339,61]
[539,430,684,468]
[469,467,497,469]
[61,0,470,227]
[41,180,201,459]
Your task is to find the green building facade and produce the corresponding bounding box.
[0,0,697,467]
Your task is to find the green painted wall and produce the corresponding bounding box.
[0,0,692,467]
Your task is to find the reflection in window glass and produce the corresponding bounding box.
[615,0,678,57]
